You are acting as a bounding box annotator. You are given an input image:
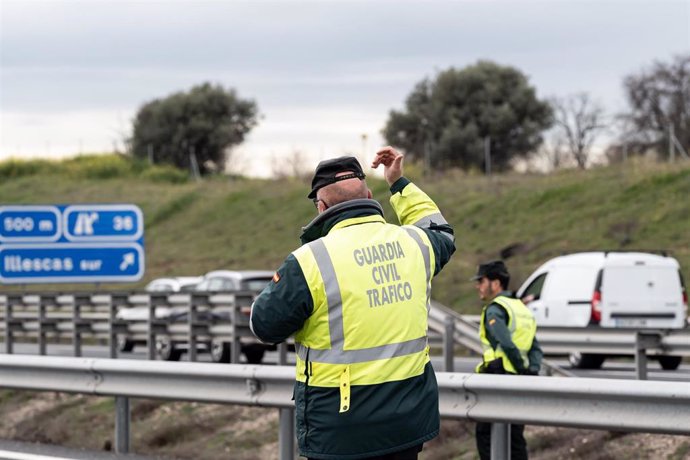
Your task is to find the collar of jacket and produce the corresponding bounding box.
[300,198,385,244]
[487,290,515,305]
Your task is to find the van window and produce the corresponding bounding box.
[521,273,548,303]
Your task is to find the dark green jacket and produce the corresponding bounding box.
[251,178,455,459]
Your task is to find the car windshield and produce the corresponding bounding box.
[197,277,240,291]
[242,278,272,292]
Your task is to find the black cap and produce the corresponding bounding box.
[308,156,366,199]
[470,260,510,281]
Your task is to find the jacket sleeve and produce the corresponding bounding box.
[389,177,456,276]
[484,304,528,374]
[527,336,543,373]
[250,254,313,344]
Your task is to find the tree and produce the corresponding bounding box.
[270,149,311,180]
[621,54,689,157]
[550,93,608,169]
[131,83,259,174]
[382,61,553,172]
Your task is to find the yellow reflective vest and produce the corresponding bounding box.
[291,213,435,412]
[478,295,537,374]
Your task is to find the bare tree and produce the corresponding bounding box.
[541,130,570,171]
[621,53,689,157]
[550,93,608,169]
[271,150,311,180]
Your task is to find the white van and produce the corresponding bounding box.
[516,251,688,369]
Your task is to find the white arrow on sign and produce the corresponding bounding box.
[119,252,135,271]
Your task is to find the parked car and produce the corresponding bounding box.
[516,251,687,370]
[116,276,202,352]
[145,277,203,293]
[155,270,275,363]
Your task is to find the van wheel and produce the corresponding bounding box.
[568,352,605,369]
[658,356,681,370]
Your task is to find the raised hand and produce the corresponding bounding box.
[371,146,404,186]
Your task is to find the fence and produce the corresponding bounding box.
[0,291,255,362]
[3,293,688,378]
[0,355,688,460]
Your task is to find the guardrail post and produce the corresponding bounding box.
[106,295,117,359]
[188,302,198,362]
[444,315,455,372]
[278,343,288,365]
[635,331,661,380]
[491,423,510,460]
[230,298,241,364]
[38,296,48,356]
[147,295,157,361]
[72,295,82,357]
[279,408,296,460]
[4,296,15,354]
[115,396,130,454]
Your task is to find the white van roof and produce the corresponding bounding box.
[537,251,678,270]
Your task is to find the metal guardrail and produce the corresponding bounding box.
[428,301,575,377]
[534,326,690,356]
[0,291,256,362]
[2,291,687,375]
[0,355,688,460]
[429,300,690,378]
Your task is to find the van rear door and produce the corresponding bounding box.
[600,259,685,329]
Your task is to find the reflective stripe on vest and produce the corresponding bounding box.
[478,295,536,374]
[403,226,431,314]
[294,227,432,365]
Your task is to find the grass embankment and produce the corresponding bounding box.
[1,154,689,314]
[1,154,689,459]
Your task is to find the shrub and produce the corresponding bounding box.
[140,165,189,184]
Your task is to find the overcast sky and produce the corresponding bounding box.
[1,0,688,176]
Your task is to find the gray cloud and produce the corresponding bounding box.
[1,0,688,160]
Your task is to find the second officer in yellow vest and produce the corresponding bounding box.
[472,260,543,460]
[251,147,456,460]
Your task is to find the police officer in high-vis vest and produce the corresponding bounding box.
[472,260,543,460]
[251,146,455,460]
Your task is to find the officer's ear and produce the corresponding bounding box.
[367,188,372,199]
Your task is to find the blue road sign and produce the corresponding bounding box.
[0,204,145,284]
[0,206,61,242]
[64,204,143,241]
[0,243,144,283]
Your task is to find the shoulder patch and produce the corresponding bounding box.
[272,272,281,283]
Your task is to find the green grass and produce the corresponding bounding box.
[1,155,689,316]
